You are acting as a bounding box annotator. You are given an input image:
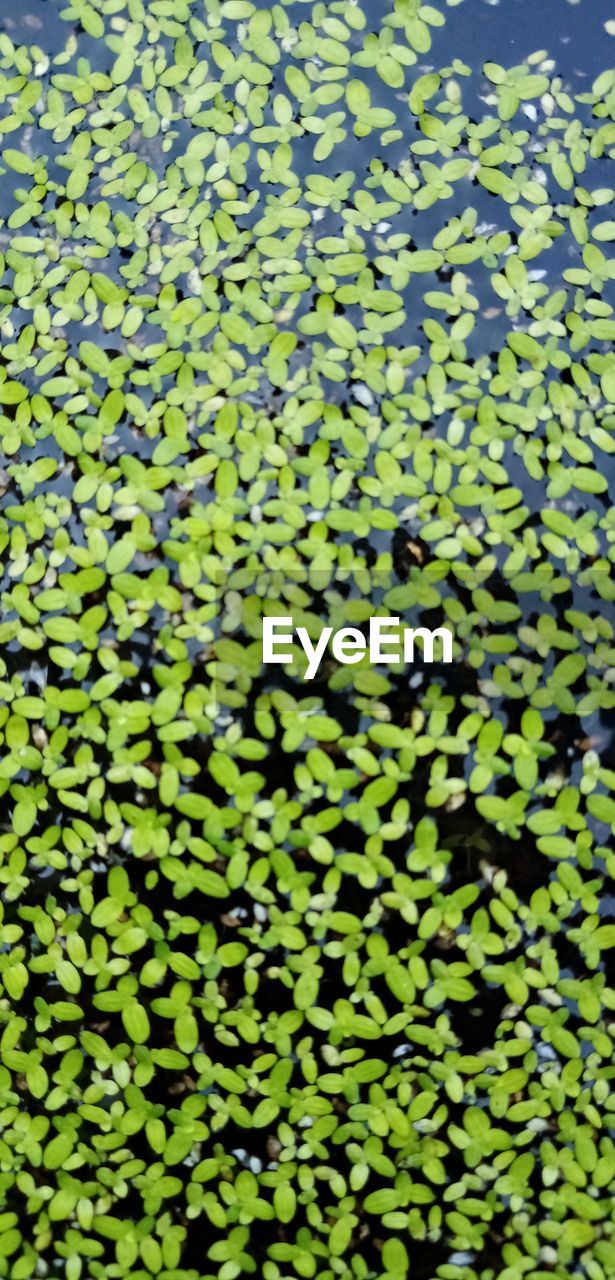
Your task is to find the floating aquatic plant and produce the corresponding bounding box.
[0,2,614,1279]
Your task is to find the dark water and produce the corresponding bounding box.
[432,0,614,81]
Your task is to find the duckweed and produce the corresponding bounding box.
[0,3,614,1280]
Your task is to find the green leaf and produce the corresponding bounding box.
[122,1002,150,1044]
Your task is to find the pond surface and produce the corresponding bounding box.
[0,3,613,1280]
